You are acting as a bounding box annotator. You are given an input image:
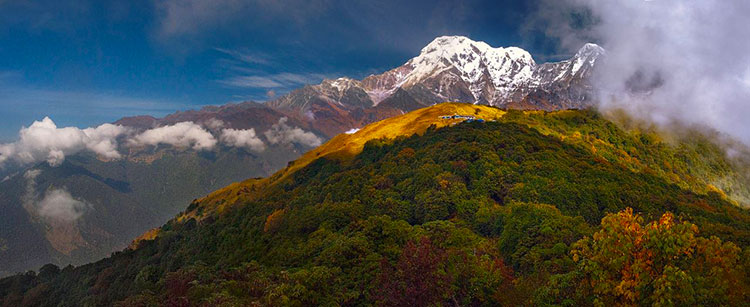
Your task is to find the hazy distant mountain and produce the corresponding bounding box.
[0,133,310,277]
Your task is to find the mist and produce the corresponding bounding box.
[22,169,90,222]
[536,0,750,145]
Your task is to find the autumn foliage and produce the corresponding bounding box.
[263,209,286,233]
[570,208,747,306]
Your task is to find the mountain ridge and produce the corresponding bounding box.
[179,103,750,224]
[114,36,603,142]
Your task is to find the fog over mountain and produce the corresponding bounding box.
[533,0,750,145]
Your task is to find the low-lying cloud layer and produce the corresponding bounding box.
[0,117,130,167]
[1,116,323,168]
[537,0,750,145]
[264,117,323,148]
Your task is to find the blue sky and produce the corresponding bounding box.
[0,0,569,141]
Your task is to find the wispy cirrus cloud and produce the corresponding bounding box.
[221,75,283,88]
[213,45,332,91]
[214,48,271,65]
[219,72,329,89]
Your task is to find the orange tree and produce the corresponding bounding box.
[560,208,748,306]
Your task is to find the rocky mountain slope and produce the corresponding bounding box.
[268,36,604,133]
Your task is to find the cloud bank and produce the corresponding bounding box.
[2,114,327,168]
[537,0,750,145]
[0,117,130,167]
[264,117,322,147]
[129,121,273,152]
[220,128,266,152]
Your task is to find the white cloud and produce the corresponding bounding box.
[0,117,130,167]
[264,117,322,147]
[37,189,89,222]
[83,123,131,159]
[22,168,89,222]
[220,128,266,152]
[128,121,217,150]
[344,128,360,134]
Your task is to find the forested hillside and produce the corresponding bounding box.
[2,104,749,306]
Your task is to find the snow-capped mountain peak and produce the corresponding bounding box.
[274,36,605,121]
[575,43,605,58]
[402,36,536,89]
[362,36,604,106]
